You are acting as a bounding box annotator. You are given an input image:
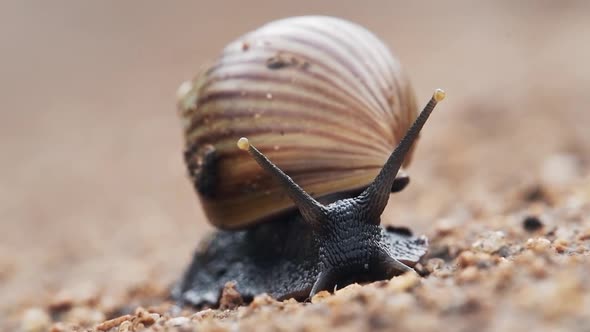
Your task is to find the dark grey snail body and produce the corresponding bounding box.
[173,16,444,306]
[173,213,428,305]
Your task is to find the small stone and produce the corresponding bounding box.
[219,281,245,310]
[334,283,362,298]
[387,271,421,292]
[424,258,445,273]
[311,290,331,304]
[525,238,552,253]
[167,316,190,327]
[134,307,157,327]
[553,238,570,253]
[117,320,133,332]
[497,245,513,257]
[95,314,132,331]
[250,293,277,308]
[192,308,216,321]
[456,250,476,268]
[472,231,506,254]
[522,215,544,232]
[21,308,52,332]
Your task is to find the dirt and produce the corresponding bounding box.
[1,1,590,331]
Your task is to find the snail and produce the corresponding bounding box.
[172,16,445,306]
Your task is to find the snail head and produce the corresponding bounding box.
[238,89,445,297]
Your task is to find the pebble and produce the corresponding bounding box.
[456,251,476,267]
[553,238,570,253]
[117,320,133,332]
[525,238,552,253]
[424,258,445,273]
[95,314,132,331]
[250,293,277,308]
[522,215,544,232]
[387,271,421,292]
[166,316,191,327]
[193,308,216,321]
[219,281,245,310]
[472,231,506,254]
[335,283,363,297]
[311,291,332,304]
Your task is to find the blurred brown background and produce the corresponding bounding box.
[1,0,589,325]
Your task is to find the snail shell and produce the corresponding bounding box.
[178,16,418,229]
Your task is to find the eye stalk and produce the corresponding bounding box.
[237,137,328,228]
[237,89,445,227]
[354,89,445,223]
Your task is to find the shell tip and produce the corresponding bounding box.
[433,89,446,102]
[237,137,250,150]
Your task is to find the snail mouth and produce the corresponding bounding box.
[312,261,408,296]
[331,270,389,290]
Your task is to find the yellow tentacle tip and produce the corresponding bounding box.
[433,89,446,102]
[237,137,250,150]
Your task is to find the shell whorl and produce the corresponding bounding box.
[178,16,418,229]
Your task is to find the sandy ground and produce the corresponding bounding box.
[1,1,589,331]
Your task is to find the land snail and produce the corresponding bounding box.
[173,16,445,306]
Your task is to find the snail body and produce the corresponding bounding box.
[173,16,443,306]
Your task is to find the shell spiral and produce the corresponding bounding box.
[178,16,418,229]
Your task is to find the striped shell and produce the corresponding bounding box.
[178,16,418,230]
